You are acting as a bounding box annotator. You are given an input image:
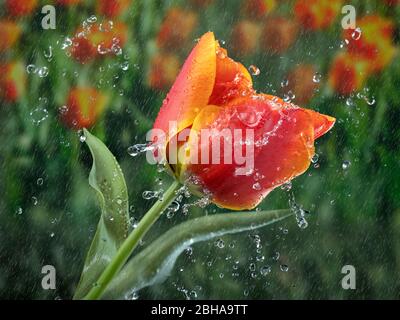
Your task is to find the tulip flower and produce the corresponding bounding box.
[0,61,26,103]
[261,16,298,54]
[243,0,276,19]
[0,21,22,52]
[343,15,396,72]
[70,22,128,63]
[6,0,38,17]
[96,0,132,18]
[328,52,370,96]
[60,87,109,129]
[151,32,335,210]
[294,0,343,30]
[284,64,320,105]
[231,20,261,56]
[156,8,198,51]
[148,53,180,91]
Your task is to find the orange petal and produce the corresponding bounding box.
[183,95,334,210]
[208,45,253,106]
[305,109,336,140]
[152,32,217,142]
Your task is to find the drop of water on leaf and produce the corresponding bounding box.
[37,178,44,186]
[127,143,152,157]
[26,64,37,74]
[37,67,49,78]
[215,238,225,249]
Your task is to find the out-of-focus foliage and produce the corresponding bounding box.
[0,0,399,299]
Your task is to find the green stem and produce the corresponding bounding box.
[83,180,181,300]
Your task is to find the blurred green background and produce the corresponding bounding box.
[0,0,399,299]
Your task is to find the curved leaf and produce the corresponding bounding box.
[74,129,130,299]
[103,209,292,299]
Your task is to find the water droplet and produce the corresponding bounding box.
[280,264,289,272]
[252,182,261,190]
[97,43,109,55]
[121,61,129,71]
[215,238,225,249]
[30,107,49,125]
[342,160,351,170]
[249,65,260,76]
[16,207,23,215]
[37,178,44,186]
[260,265,271,276]
[37,66,49,78]
[311,153,319,163]
[142,190,158,200]
[272,251,280,261]
[87,15,97,23]
[351,27,362,40]
[59,105,68,115]
[32,196,38,205]
[50,232,55,238]
[127,143,151,157]
[312,73,321,83]
[78,131,86,143]
[26,64,37,74]
[44,46,53,61]
[280,79,289,87]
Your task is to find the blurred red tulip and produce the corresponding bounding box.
[152,32,335,210]
[6,0,38,17]
[261,16,298,54]
[0,21,22,52]
[343,15,396,72]
[243,0,276,19]
[60,87,109,129]
[70,21,128,63]
[284,64,320,104]
[96,0,132,18]
[294,0,343,30]
[230,20,261,56]
[148,53,181,91]
[0,61,26,103]
[157,8,198,51]
[328,52,370,96]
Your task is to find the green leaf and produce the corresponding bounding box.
[102,209,293,299]
[73,129,130,299]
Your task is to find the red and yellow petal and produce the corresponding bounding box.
[152,32,217,141]
[183,95,334,210]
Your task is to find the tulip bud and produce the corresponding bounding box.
[148,53,180,91]
[284,64,320,104]
[294,0,343,30]
[230,20,261,56]
[157,8,198,51]
[261,17,298,54]
[6,0,38,17]
[328,52,370,96]
[0,61,26,103]
[243,0,276,19]
[60,87,109,129]
[96,0,132,18]
[0,21,22,52]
